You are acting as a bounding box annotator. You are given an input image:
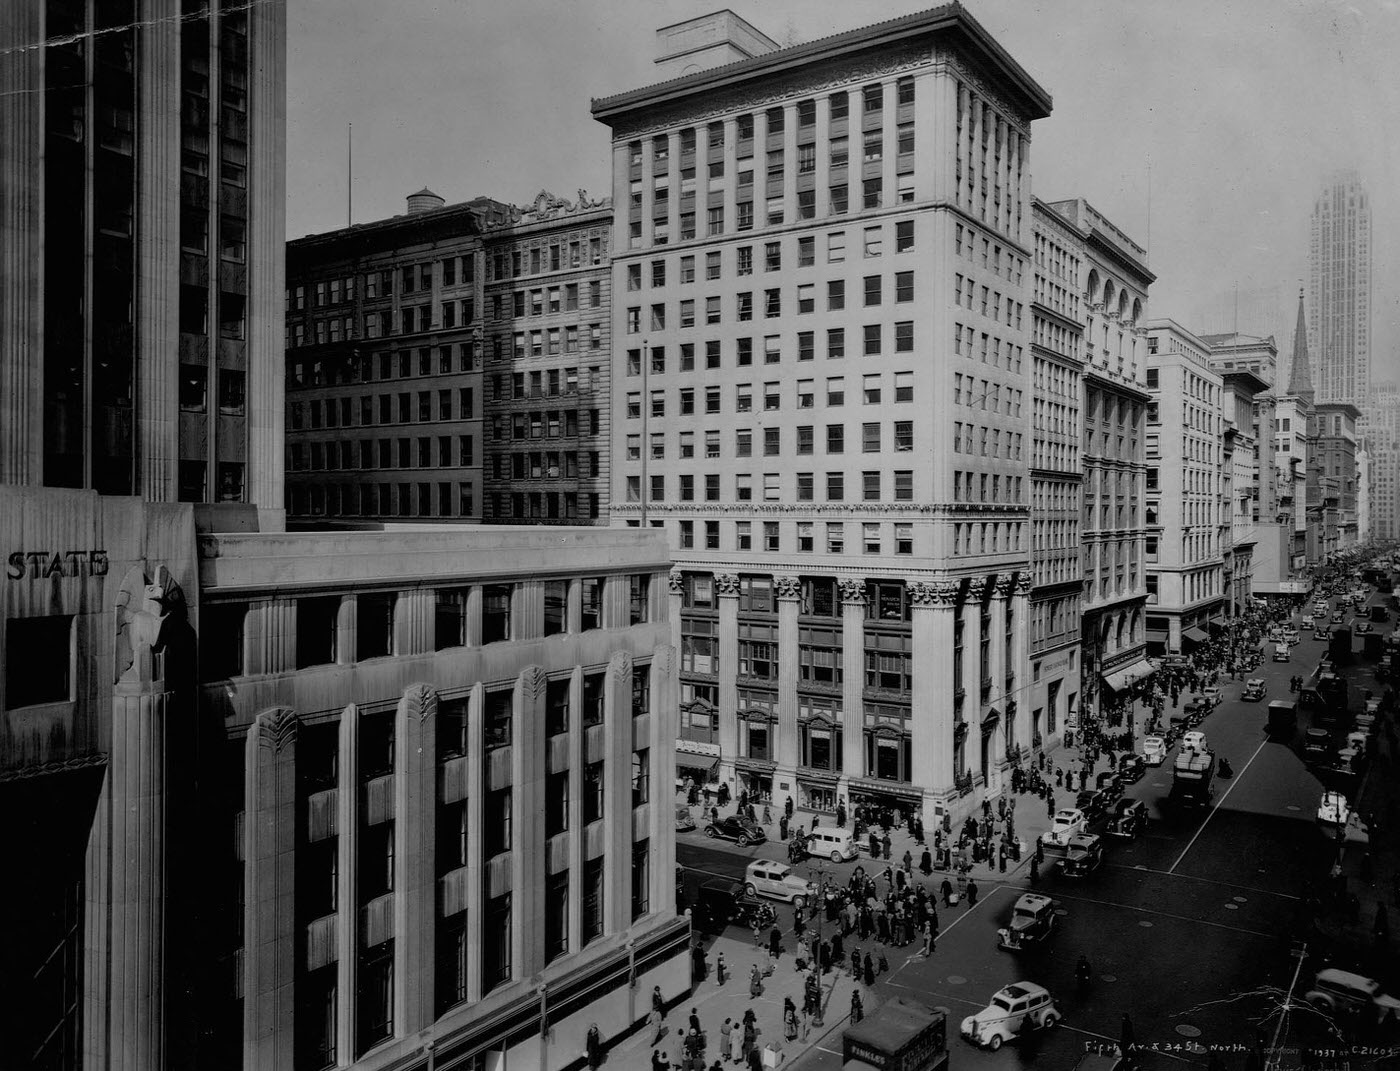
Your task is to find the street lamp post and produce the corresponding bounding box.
[806,853,827,1027]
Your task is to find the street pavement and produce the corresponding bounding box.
[660,591,1400,1071]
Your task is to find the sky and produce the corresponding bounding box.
[287,0,1400,383]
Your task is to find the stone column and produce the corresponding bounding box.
[395,685,437,1036]
[603,653,632,934]
[813,96,830,216]
[960,579,985,783]
[715,574,740,785]
[721,116,739,232]
[650,644,678,914]
[774,576,801,777]
[566,667,584,952]
[839,578,867,785]
[335,705,359,1062]
[335,594,356,666]
[666,571,685,660]
[881,78,899,208]
[243,707,297,1071]
[986,577,1010,794]
[394,590,434,657]
[513,668,546,962]
[567,576,584,634]
[781,101,798,221]
[909,580,960,825]
[1010,575,1032,756]
[105,685,172,1071]
[245,597,294,676]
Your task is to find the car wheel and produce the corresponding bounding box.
[988,1033,1003,1051]
[832,851,843,863]
[793,895,806,909]
[704,827,716,838]
[737,834,750,847]
[1042,1011,1059,1028]
[745,882,757,898]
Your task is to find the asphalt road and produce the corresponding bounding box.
[678,592,1398,1070]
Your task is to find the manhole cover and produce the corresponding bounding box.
[1175,1025,1202,1038]
[1233,896,1248,903]
[1224,903,1239,910]
[1138,920,1154,928]
[1286,805,1301,812]
[1101,974,1118,983]
[946,975,967,985]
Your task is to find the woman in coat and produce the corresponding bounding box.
[783,996,798,1041]
[718,1019,733,1064]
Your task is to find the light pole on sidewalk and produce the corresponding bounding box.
[804,854,827,1027]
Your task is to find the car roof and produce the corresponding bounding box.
[1014,892,1053,910]
[1054,809,1084,821]
[1116,797,1144,811]
[1067,833,1099,848]
[999,982,1048,1000]
[749,859,785,869]
[1315,968,1377,991]
[1248,678,1266,685]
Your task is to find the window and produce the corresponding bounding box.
[296,596,339,669]
[896,270,914,302]
[482,584,512,644]
[179,365,207,411]
[863,422,881,452]
[895,321,914,352]
[864,275,882,307]
[828,280,845,311]
[864,227,882,257]
[864,325,882,356]
[706,251,721,279]
[798,284,815,313]
[828,328,846,359]
[863,471,881,500]
[737,247,753,275]
[896,220,914,252]
[356,592,397,661]
[827,424,845,454]
[5,615,72,706]
[828,232,846,263]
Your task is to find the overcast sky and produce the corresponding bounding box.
[287,0,1400,384]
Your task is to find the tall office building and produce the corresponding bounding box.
[1,6,687,1070]
[1308,171,1371,407]
[1143,321,1226,653]
[1040,199,1154,724]
[593,5,1053,822]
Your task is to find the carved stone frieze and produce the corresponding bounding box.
[838,578,868,605]
[403,683,438,722]
[908,579,961,607]
[522,665,547,700]
[254,707,297,754]
[668,571,685,595]
[993,575,1014,599]
[610,651,633,681]
[773,576,801,601]
[1014,574,1034,597]
[714,574,741,597]
[964,577,987,601]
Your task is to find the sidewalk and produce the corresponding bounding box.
[605,928,885,1069]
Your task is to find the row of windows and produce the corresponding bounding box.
[487,492,603,522]
[291,389,475,430]
[626,273,918,330]
[630,466,917,503]
[498,323,605,358]
[487,232,608,281]
[289,435,476,472]
[289,345,476,389]
[674,519,917,557]
[487,452,606,482]
[487,281,604,320]
[623,324,916,373]
[951,422,1025,461]
[953,275,1023,329]
[289,481,476,520]
[178,366,245,413]
[488,411,602,443]
[952,322,1025,373]
[626,420,916,465]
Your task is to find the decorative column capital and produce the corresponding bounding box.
[714,573,741,598]
[964,577,987,602]
[838,578,867,605]
[774,575,802,602]
[252,706,298,754]
[1014,574,1034,597]
[908,579,961,607]
[668,571,685,595]
[993,575,1014,600]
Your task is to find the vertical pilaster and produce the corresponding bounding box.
[715,574,740,784]
[335,594,356,666]
[774,576,801,775]
[839,578,867,783]
[243,707,297,1071]
[335,706,359,1065]
[813,93,830,217]
[910,580,959,821]
[881,78,899,207]
[464,683,485,1004]
[960,579,985,780]
[394,590,434,657]
[603,653,633,934]
[567,576,584,634]
[566,667,584,953]
[246,597,294,676]
[0,1,43,484]
[721,117,739,234]
[1011,576,1032,754]
[987,577,1010,793]
[395,685,437,1037]
[465,584,483,648]
[514,580,543,642]
[246,0,287,520]
[781,101,798,220]
[512,668,546,968]
[650,644,678,914]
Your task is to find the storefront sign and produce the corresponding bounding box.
[7,550,109,580]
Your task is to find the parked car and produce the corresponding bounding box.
[1317,791,1350,825]
[1355,621,1375,635]
[1303,727,1333,765]
[1060,833,1104,877]
[996,892,1056,951]
[693,878,757,931]
[1182,730,1209,753]
[1042,809,1087,847]
[705,815,766,846]
[1184,696,1212,721]
[1117,755,1146,783]
[1094,771,1123,801]
[1141,736,1168,766]
[675,804,697,832]
[1301,969,1400,1025]
[960,982,1062,1050]
[1332,610,1346,624]
[743,860,814,906]
[1201,686,1224,708]
[1301,614,1316,628]
[1075,790,1106,820]
[1314,627,1332,640]
[1242,678,1267,701]
[1106,798,1148,838]
[1273,644,1291,663]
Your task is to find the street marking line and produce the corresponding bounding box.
[1168,736,1270,875]
[1102,862,1301,901]
[1046,888,1277,938]
[814,1045,842,1056]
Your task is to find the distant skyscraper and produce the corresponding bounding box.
[1307,171,1371,406]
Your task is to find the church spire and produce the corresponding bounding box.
[1287,287,1313,401]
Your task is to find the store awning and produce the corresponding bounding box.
[1182,627,1211,645]
[1102,659,1156,692]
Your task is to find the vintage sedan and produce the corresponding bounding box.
[1302,969,1400,1025]
[1355,621,1375,635]
[1106,798,1148,839]
[1141,736,1168,766]
[1242,678,1267,701]
[1074,790,1106,820]
[1094,771,1123,801]
[1060,833,1104,877]
[705,815,766,846]
[960,982,1062,1050]
[1117,755,1146,784]
[1041,809,1087,847]
[997,892,1057,951]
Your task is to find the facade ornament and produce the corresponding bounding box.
[404,683,438,722]
[714,573,741,597]
[1014,574,1034,597]
[667,571,685,595]
[964,577,987,601]
[114,563,185,686]
[522,665,547,701]
[253,707,297,755]
[610,651,633,681]
[773,575,801,601]
[908,579,961,607]
[993,575,1014,599]
[838,578,867,605]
